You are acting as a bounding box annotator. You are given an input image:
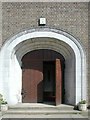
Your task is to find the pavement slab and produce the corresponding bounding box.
[0,118,89,120]
[0,113,89,119]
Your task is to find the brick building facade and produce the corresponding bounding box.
[0,2,89,106]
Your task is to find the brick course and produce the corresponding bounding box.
[2,2,88,50]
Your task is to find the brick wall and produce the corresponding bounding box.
[88,2,90,104]
[0,2,2,48]
[2,2,88,50]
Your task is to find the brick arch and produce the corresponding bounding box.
[0,28,86,105]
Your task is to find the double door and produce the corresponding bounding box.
[22,59,62,105]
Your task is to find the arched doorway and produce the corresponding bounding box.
[21,49,65,105]
[0,28,86,105]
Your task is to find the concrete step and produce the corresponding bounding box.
[5,103,82,115]
[5,109,81,115]
[8,103,74,110]
[1,104,88,119]
[1,113,88,119]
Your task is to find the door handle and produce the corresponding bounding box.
[21,92,24,95]
[21,89,27,99]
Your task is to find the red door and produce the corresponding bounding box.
[22,59,43,103]
[22,64,31,103]
[56,59,62,105]
[21,50,63,105]
[22,59,62,104]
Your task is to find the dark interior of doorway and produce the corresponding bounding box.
[43,60,65,105]
[43,61,56,105]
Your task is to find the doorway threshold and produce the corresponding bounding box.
[43,102,55,106]
[9,103,74,109]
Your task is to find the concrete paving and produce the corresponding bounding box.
[2,113,88,118]
[0,113,89,118]
[0,111,89,120]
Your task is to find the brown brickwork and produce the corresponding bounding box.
[88,2,90,105]
[2,2,88,50]
[0,2,2,48]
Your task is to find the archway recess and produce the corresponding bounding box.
[0,28,86,105]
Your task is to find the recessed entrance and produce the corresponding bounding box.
[0,29,86,105]
[43,61,55,104]
[21,49,65,105]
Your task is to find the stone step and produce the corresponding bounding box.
[1,113,87,119]
[8,107,74,111]
[4,103,82,116]
[8,103,74,111]
[5,109,81,115]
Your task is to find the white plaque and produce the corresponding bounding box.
[39,18,46,25]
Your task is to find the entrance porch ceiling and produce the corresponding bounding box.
[14,37,75,65]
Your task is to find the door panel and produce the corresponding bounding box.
[22,60,43,103]
[56,59,62,105]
